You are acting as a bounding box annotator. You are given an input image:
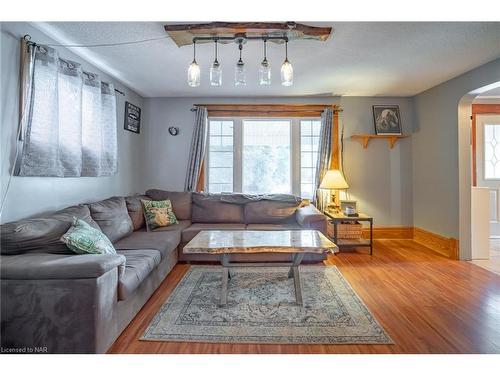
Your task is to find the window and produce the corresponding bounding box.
[484,124,500,179]
[300,119,321,199]
[243,120,291,194]
[207,120,234,193]
[206,117,321,198]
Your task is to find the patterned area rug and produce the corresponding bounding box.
[142,266,393,344]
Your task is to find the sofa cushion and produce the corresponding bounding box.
[113,228,182,259]
[152,220,191,233]
[116,249,161,300]
[191,193,244,223]
[0,252,126,280]
[145,189,192,220]
[89,197,133,243]
[125,195,150,230]
[61,218,117,255]
[181,223,246,243]
[0,205,100,255]
[244,200,301,224]
[245,223,302,231]
[142,199,178,231]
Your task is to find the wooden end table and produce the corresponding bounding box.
[183,230,338,307]
[324,212,374,255]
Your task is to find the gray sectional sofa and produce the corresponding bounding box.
[0,190,327,353]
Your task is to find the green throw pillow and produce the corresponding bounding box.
[61,217,116,255]
[142,199,178,231]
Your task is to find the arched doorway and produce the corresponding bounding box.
[458,81,500,260]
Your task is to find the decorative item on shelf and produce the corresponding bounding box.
[168,126,179,136]
[320,169,349,213]
[124,102,141,134]
[340,200,358,217]
[373,105,402,135]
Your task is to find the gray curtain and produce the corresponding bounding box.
[184,106,208,192]
[17,44,117,177]
[314,108,333,212]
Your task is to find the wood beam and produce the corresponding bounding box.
[197,104,342,118]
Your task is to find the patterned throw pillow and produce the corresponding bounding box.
[61,217,116,255]
[142,199,178,231]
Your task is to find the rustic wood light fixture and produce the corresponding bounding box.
[164,22,332,47]
[164,22,332,87]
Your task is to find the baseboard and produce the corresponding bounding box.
[359,226,459,259]
[413,227,459,260]
[362,227,414,239]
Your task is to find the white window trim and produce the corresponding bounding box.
[206,116,321,196]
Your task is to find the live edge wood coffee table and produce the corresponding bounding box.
[183,230,339,307]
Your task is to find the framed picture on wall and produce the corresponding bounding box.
[372,105,402,135]
[124,102,141,134]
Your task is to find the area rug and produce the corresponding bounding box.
[141,266,393,344]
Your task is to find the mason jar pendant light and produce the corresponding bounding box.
[234,41,246,86]
[259,39,271,85]
[187,40,200,87]
[280,39,293,86]
[210,39,222,86]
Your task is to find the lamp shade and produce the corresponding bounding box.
[319,170,349,190]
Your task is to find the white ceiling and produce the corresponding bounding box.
[477,86,500,98]
[32,22,500,98]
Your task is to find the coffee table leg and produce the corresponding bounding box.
[220,266,229,307]
[292,266,303,306]
[292,253,304,306]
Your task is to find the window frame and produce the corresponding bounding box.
[205,116,321,197]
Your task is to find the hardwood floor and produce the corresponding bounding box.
[108,240,500,354]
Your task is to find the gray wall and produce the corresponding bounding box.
[412,57,500,238]
[142,96,415,226]
[0,22,146,223]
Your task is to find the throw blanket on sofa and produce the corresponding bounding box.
[217,193,302,205]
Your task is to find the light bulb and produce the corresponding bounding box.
[235,60,246,86]
[187,60,200,87]
[259,59,271,85]
[281,59,293,86]
[210,60,222,86]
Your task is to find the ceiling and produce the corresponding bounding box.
[477,86,500,98]
[32,22,500,98]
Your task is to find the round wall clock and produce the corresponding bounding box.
[168,126,179,136]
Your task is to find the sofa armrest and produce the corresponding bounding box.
[296,204,327,235]
[1,253,126,280]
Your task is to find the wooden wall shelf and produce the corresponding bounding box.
[351,134,409,149]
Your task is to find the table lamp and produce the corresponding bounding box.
[319,169,349,213]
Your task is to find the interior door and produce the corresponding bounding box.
[476,115,500,238]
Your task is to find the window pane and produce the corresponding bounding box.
[221,121,233,135]
[312,120,321,136]
[300,119,321,199]
[301,136,313,151]
[242,120,291,194]
[485,124,500,179]
[209,151,233,168]
[210,167,232,183]
[208,120,234,192]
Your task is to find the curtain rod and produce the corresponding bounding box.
[23,36,126,97]
[190,105,342,112]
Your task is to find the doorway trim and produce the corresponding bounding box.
[458,82,500,260]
